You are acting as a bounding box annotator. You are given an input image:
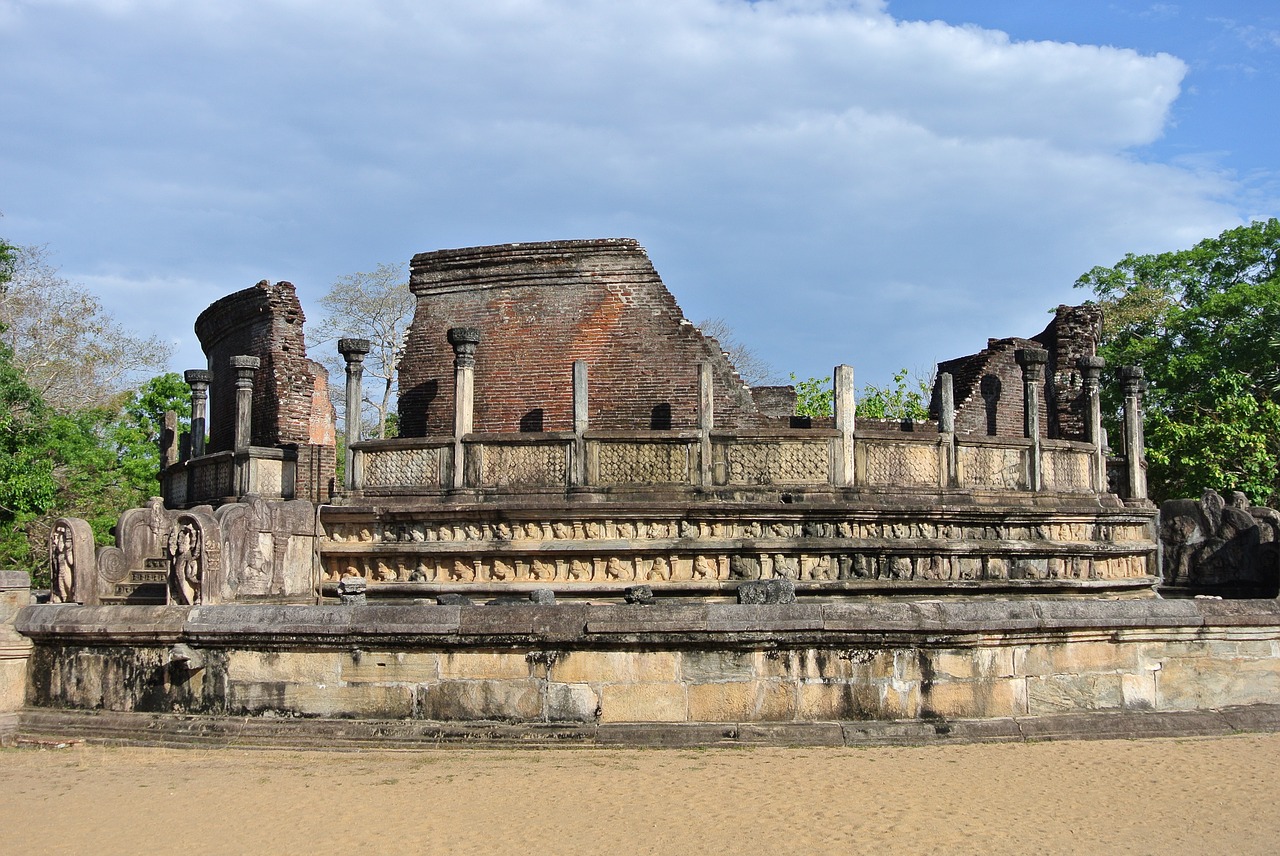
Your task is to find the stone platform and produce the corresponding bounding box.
[14,598,1280,745]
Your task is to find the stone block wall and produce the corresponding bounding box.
[16,599,1280,729]
[193,280,336,503]
[397,239,765,437]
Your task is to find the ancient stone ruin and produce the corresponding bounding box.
[1160,489,1280,597]
[5,237,1280,747]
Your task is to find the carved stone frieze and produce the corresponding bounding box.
[596,442,689,485]
[957,445,1024,490]
[864,442,939,488]
[1042,449,1093,494]
[363,447,442,488]
[479,444,568,487]
[724,441,830,485]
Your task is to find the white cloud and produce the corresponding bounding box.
[0,0,1259,384]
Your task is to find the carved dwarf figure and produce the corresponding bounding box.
[168,521,202,605]
[49,523,75,603]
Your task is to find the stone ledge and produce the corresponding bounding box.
[16,704,1280,749]
[17,599,1280,647]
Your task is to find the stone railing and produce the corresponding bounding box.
[351,429,1112,497]
[163,447,297,507]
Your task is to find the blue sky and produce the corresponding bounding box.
[1,0,1276,391]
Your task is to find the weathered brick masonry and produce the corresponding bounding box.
[935,305,1101,440]
[398,239,766,436]
[193,281,335,502]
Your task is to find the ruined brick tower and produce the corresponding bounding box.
[397,238,766,437]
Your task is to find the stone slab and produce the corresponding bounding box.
[17,703,1280,749]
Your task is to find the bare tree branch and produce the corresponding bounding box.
[0,244,172,412]
[311,263,415,438]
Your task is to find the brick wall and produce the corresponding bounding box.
[1033,304,1103,441]
[934,304,1100,441]
[398,239,766,436]
[193,281,336,502]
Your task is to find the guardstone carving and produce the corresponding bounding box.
[1160,489,1279,596]
[48,518,95,605]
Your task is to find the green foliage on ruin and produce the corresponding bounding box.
[790,369,932,421]
[856,368,932,421]
[790,373,834,418]
[1076,218,1280,506]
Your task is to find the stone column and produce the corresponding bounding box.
[833,364,855,487]
[184,369,212,458]
[1120,365,1148,501]
[338,338,371,491]
[230,356,260,452]
[698,361,713,487]
[1079,356,1106,492]
[572,360,588,487]
[230,355,260,498]
[447,327,481,490]
[1016,348,1048,491]
[937,371,956,486]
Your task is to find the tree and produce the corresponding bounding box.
[1075,218,1280,505]
[789,369,933,420]
[790,373,833,418]
[0,244,173,412]
[857,368,933,420]
[0,372,190,586]
[697,317,779,387]
[311,263,414,438]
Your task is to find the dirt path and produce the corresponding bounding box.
[2,734,1275,855]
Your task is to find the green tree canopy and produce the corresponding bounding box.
[1075,218,1280,505]
[789,369,932,421]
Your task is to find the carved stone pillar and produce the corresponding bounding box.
[184,369,212,458]
[447,327,481,490]
[572,359,588,487]
[1016,348,1048,491]
[1121,365,1148,501]
[1079,356,1106,492]
[230,356,259,497]
[833,364,855,487]
[937,371,956,486]
[230,356,260,453]
[698,361,713,487]
[338,338,371,491]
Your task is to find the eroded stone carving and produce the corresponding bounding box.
[48,518,94,604]
[167,520,202,605]
[1160,489,1278,596]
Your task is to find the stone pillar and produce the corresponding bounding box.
[1016,348,1048,491]
[447,327,481,490]
[937,371,956,486]
[338,338,371,492]
[698,361,713,487]
[0,570,32,746]
[160,410,180,470]
[1121,365,1148,501]
[1079,356,1106,493]
[230,356,260,453]
[184,369,212,458]
[230,355,260,497]
[572,360,588,487]
[833,364,855,487]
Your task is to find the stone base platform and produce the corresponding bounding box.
[16,704,1280,749]
[15,598,1280,744]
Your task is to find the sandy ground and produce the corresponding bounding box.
[1,734,1277,855]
